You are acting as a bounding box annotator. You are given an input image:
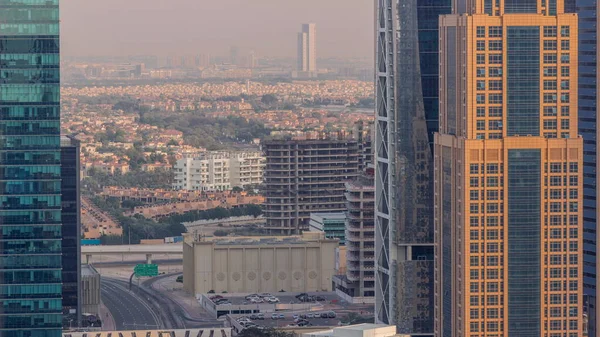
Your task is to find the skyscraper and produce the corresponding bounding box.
[435,2,583,337]
[61,136,82,328]
[574,1,599,335]
[375,0,451,335]
[0,0,63,336]
[297,23,317,74]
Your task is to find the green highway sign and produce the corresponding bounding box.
[134,264,158,277]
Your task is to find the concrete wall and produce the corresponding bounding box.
[184,237,338,294]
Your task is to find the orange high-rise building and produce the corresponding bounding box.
[434,1,583,336]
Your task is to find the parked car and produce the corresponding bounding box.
[327,311,336,318]
[271,313,279,320]
[307,313,314,318]
[176,275,183,283]
[256,313,265,320]
[260,293,273,298]
[292,314,299,320]
[278,314,285,319]
[314,295,326,301]
[297,321,311,327]
[245,294,259,300]
[320,312,329,318]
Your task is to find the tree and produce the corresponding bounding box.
[232,186,243,193]
[213,229,229,237]
[260,94,277,106]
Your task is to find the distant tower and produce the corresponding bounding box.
[297,23,317,74]
[230,46,239,66]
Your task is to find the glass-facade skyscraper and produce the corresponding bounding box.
[574,1,599,335]
[435,1,583,336]
[375,0,451,335]
[0,0,63,336]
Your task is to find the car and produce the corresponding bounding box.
[256,313,265,320]
[249,314,258,320]
[260,293,273,298]
[210,295,224,300]
[271,313,279,320]
[245,294,259,300]
[314,296,326,301]
[327,311,336,318]
[297,320,311,327]
[176,275,183,283]
[278,314,285,319]
[296,293,308,299]
[307,313,314,318]
[320,312,329,318]
[300,314,307,319]
[292,314,299,320]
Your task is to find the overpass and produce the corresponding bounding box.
[81,244,183,264]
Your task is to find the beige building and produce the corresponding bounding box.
[302,324,397,337]
[183,232,338,295]
[81,265,101,315]
[173,151,264,191]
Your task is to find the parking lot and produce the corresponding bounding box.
[228,312,342,332]
[209,292,339,306]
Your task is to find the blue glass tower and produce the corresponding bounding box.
[0,0,63,336]
[575,1,599,335]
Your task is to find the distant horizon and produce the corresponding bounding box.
[61,0,373,60]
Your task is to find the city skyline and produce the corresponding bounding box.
[60,0,373,60]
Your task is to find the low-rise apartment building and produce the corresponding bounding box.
[173,151,265,191]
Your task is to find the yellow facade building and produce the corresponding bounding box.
[434,1,583,336]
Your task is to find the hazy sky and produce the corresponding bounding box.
[61,0,374,59]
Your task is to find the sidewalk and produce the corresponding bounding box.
[99,301,116,331]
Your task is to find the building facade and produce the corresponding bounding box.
[375,0,451,334]
[309,213,346,244]
[61,136,82,327]
[173,151,264,191]
[334,172,376,303]
[574,0,600,335]
[297,23,317,74]
[182,232,338,295]
[0,0,63,336]
[263,137,359,234]
[434,2,583,337]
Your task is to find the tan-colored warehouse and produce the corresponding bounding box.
[183,232,338,295]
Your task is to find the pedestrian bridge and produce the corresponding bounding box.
[63,328,231,337]
[81,244,183,264]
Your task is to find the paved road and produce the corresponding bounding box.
[101,277,162,330]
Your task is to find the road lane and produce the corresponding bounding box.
[101,277,162,330]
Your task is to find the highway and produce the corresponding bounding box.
[102,275,222,330]
[101,277,162,330]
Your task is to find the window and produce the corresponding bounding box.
[569,163,578,173]
[476,107,486,117]
[561,132,570,139]
[569,215,578,226]
[549,215,561,226]
[561,119,570,130]
[470,177,479,187]
[470,190,480,201]
[569,176,578,186]
[470,204,479,214]
[570,254,578,265]
[487,190,499,200]
[561,66,570,77]
[487,203,499,213]
[489,26,502,37]
[550,269,562,278]
[487,229,499,240]
[561,26,570,37]
[470,282,479,293]
[544,120,558,130]
[470,256,479,267]
[489,67,502,77]
[561,93,570,103]
[487,176,498,187]
[544,53,557,64]
[487,322,499,332]
[477,67,486,77]
[550,255,562,264]
[550,242,561,252]
[477,26,485,38]
[477,80,485,90]
[471,270,479,280]
[470,321,479,333]
[544,80,557,90]
[487,216,499,226]
[550,202,561,212]
[477,40,485,51]
[487,242,499,253]
[544,26,558,37]
[561,40,570,50]
[489,107,502,117]
[569,281,578,292]
[569,292,578,303]
[489,94,502,104]
[476,120,486,131]
[489,40,502,51]
[487,295,498,305]
[561,80,570,90]
[476,94,485,104]
[487,163,499,174]
[470,163,479,174]
[470,243,479,254]
[544,66,557,76]
[487,269,499,279]
[544,106,557,116]
[544,40,557,50]
[477,54,486,64]
[489,80,502,90]
[561,106,570,116]
[550,189,561,199]
[569,202,578,212]
[550,163,562,173]
[489,54,502,64]
[544,93,557,103]
[487,308,499,319]
[470,216,479,227]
